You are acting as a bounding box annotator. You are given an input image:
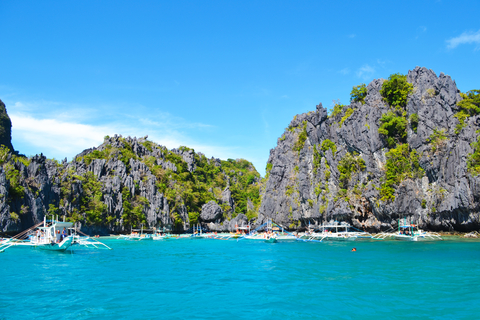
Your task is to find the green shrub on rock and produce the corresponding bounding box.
[380,73,413,109]
[380,144,424,202]
[350,83,367,104]
[409,113,419,133]
[468,134,480,175]
[454,90,480,134]
[321,139,337,156]
[337,152,366,189]
[378,111,408,148]
[339,108,354,127]
[329,100,345,118]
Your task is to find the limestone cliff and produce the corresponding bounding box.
[0,136,261,234]
[259,67,480,232]
[0,99,14,152]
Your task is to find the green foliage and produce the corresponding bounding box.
[339,108,354,127]
[285,185,294,196]
[454,90,480,134]
[380,73,413,109]
[350,83,367,104]
[142,140,154,152]
[10,211,19,221]
[188,211,200,225]
[337,152,366,189]
[4,163,25,199]
[78,172,107,225]
[0,145,9,165]
[329,100,345,117]
[458,90,480,115]
[246,209,258,221]
[468,134,480,175]
[265,162,273,179]
[293,121,308,153]
[454,111,469,134]
[378,111,408,148]
[409,113,419,133]
[428,128,447,153]
[421,199,427,209]
[324,164,331,180]
[321,139,337,156]
[48,204,59,217]
[380,144,424,202]
[313,145,322,172]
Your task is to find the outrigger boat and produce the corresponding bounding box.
[372,219,442,241]
[299,221,371,242]
[152,227,173,240]
[238,219,296,243]
[117,225,154,241]
[0,216,111,252]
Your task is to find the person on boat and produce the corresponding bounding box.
[62,227,67,240]
[56,230,62,243]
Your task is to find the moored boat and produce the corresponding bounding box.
[299,221,371,241]
[372,219,442,241]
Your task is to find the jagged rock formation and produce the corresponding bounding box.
[1,67,479,234]
[0,100,14,152]
[0,135,261,234]
[259,67,480,232]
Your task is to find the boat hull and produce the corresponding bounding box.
[36,237,73,251]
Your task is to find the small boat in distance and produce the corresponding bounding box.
[372,219,442,241]
[299,221,371,242]
[118,225,154,240]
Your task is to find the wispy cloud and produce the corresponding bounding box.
[446,30,480,49]
[339,68,350,75]
[10,114,109,158]
[356,64,375,80]
[348,34,356,38]
[8,99,242,165]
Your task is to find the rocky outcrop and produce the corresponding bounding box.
[0,134,261,234]
[200,201,223,222]
[259,67,480,232]
[0,100,14,152]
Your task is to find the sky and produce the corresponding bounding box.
[1,0,479,175]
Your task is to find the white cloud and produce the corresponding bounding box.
[10,114,108,158]
[446,30,480,49]
[339,67,350,75]
[348,34,356,38]
[356,64,375,80]
[8,99,267,173]
[9,108,243,164]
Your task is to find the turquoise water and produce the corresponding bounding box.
[1,238,480,320]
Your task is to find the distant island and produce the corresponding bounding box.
[1,66,479,234]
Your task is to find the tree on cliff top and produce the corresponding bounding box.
[380,73,413,109]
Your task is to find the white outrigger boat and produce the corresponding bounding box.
[238,219,296,243]
[117,226,154,241]
[372,219,442,241]
[152,227,174,240]
[0,216,111,252]
[299,221,371,242]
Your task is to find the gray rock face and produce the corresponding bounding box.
[260,67,480,231]
[0,133,255,234]
[0,100,14,152]
[200,201,223,222]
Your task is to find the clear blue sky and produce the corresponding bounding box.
[1,0,479,175]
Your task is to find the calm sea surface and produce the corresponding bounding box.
[1,238,479,320]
